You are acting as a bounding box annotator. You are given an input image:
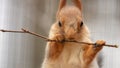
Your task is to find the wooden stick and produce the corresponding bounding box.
[0,28,118,48]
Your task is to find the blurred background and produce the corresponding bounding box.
[0,0,120,68]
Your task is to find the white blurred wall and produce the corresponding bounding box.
[0,0,39,68]
[0,0,120,68]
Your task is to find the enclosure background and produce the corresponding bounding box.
[0,0,120,68]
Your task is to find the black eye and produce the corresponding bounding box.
[58,21,62,27]
[80,21,83,27]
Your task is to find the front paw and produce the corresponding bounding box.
[94,40,106,50]
[95,40,106,46]
[52,34,65,43]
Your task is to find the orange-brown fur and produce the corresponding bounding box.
[42,0,105,68]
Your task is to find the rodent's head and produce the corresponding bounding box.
[55,0,90,41]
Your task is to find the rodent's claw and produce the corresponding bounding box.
[94,40,106,47]
[93,40,106,51]
[53,34,65,43]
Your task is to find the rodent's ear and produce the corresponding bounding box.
[57,0,66,12]
[72,0,82,11]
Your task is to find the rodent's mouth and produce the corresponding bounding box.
[65,37,75,41]
[67,38,75,40]
[65,34,76,41]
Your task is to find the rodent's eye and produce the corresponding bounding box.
[58,21,62,27]
[80,21,83,27]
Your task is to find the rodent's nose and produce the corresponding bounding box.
[65,27,76,40]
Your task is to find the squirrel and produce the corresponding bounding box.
[41,0,105,68]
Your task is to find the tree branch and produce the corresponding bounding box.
[0,28,118,48]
